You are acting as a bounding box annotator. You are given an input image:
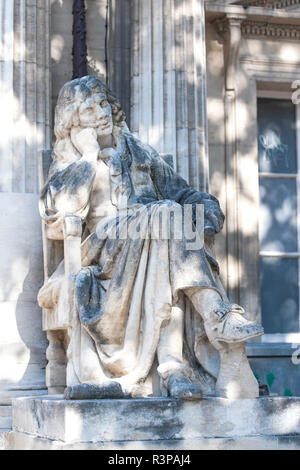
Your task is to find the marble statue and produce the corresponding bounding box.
[38,76,264,400]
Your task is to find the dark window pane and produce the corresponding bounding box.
[257,98,297,174]
[260,257,299,333]
[259,177,298,252]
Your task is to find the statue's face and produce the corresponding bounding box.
[78,92,113,136]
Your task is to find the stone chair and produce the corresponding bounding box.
[38,150,73,394]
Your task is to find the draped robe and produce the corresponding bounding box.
[38,131,225,396]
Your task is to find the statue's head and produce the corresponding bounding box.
[54,76,126,140]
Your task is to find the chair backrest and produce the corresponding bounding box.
[38,150,64,282]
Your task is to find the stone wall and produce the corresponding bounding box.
[0,0,51,415]
[0,0,130,417]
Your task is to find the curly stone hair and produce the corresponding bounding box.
[54,75,125,139]
[53,76,126,162]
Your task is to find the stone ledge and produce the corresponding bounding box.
[0,388,47,406]
[6,432,300,450]
[8,395,300,448]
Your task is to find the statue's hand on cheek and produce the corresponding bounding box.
[71,127,100,162]
[99,134,127,162]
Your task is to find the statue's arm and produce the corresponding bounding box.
[39,160,96,239]
[150,151,225,235]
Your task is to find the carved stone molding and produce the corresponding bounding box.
[214,15,300,41]
[234,0,300,9]
[214,16,241,36]
[242,20,300,39]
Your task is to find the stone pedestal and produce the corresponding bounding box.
[5,395,300,450]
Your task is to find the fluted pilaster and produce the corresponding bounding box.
[12,0,51,194]
[0,0,51,194]
[0,1,15,192]
[131,0,209,191]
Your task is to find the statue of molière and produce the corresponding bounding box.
[38,76,263,400]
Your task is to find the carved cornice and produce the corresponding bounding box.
[241,19,300,38]
[234,0,300,9]
[214,15,300,40]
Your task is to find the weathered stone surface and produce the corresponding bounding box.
[64,382,125,400]
[0,193,47,406]
[5,395,300,450]
[7,432,300,450]
[166,373,202,400]
[10,396,300,442]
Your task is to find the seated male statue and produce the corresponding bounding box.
[38,76,263,400]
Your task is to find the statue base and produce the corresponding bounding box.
[5,395,300,450]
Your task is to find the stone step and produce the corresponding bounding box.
[0,388,47,406]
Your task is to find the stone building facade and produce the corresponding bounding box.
[1,0,300,444]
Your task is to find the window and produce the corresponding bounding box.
[257,93,300,342]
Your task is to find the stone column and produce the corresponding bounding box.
[131,0,209,191]
[0,0,51,414]
[215,13,246,305]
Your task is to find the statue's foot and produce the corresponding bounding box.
[64,381,127,400]
[166,373,202,400]
[205,304,264,345]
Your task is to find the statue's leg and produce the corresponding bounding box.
[64,315,126,400]
[185,288,262,398]
[186,288,263,346]
[157,302,202,400]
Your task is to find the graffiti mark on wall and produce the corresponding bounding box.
[259,125,289,169]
